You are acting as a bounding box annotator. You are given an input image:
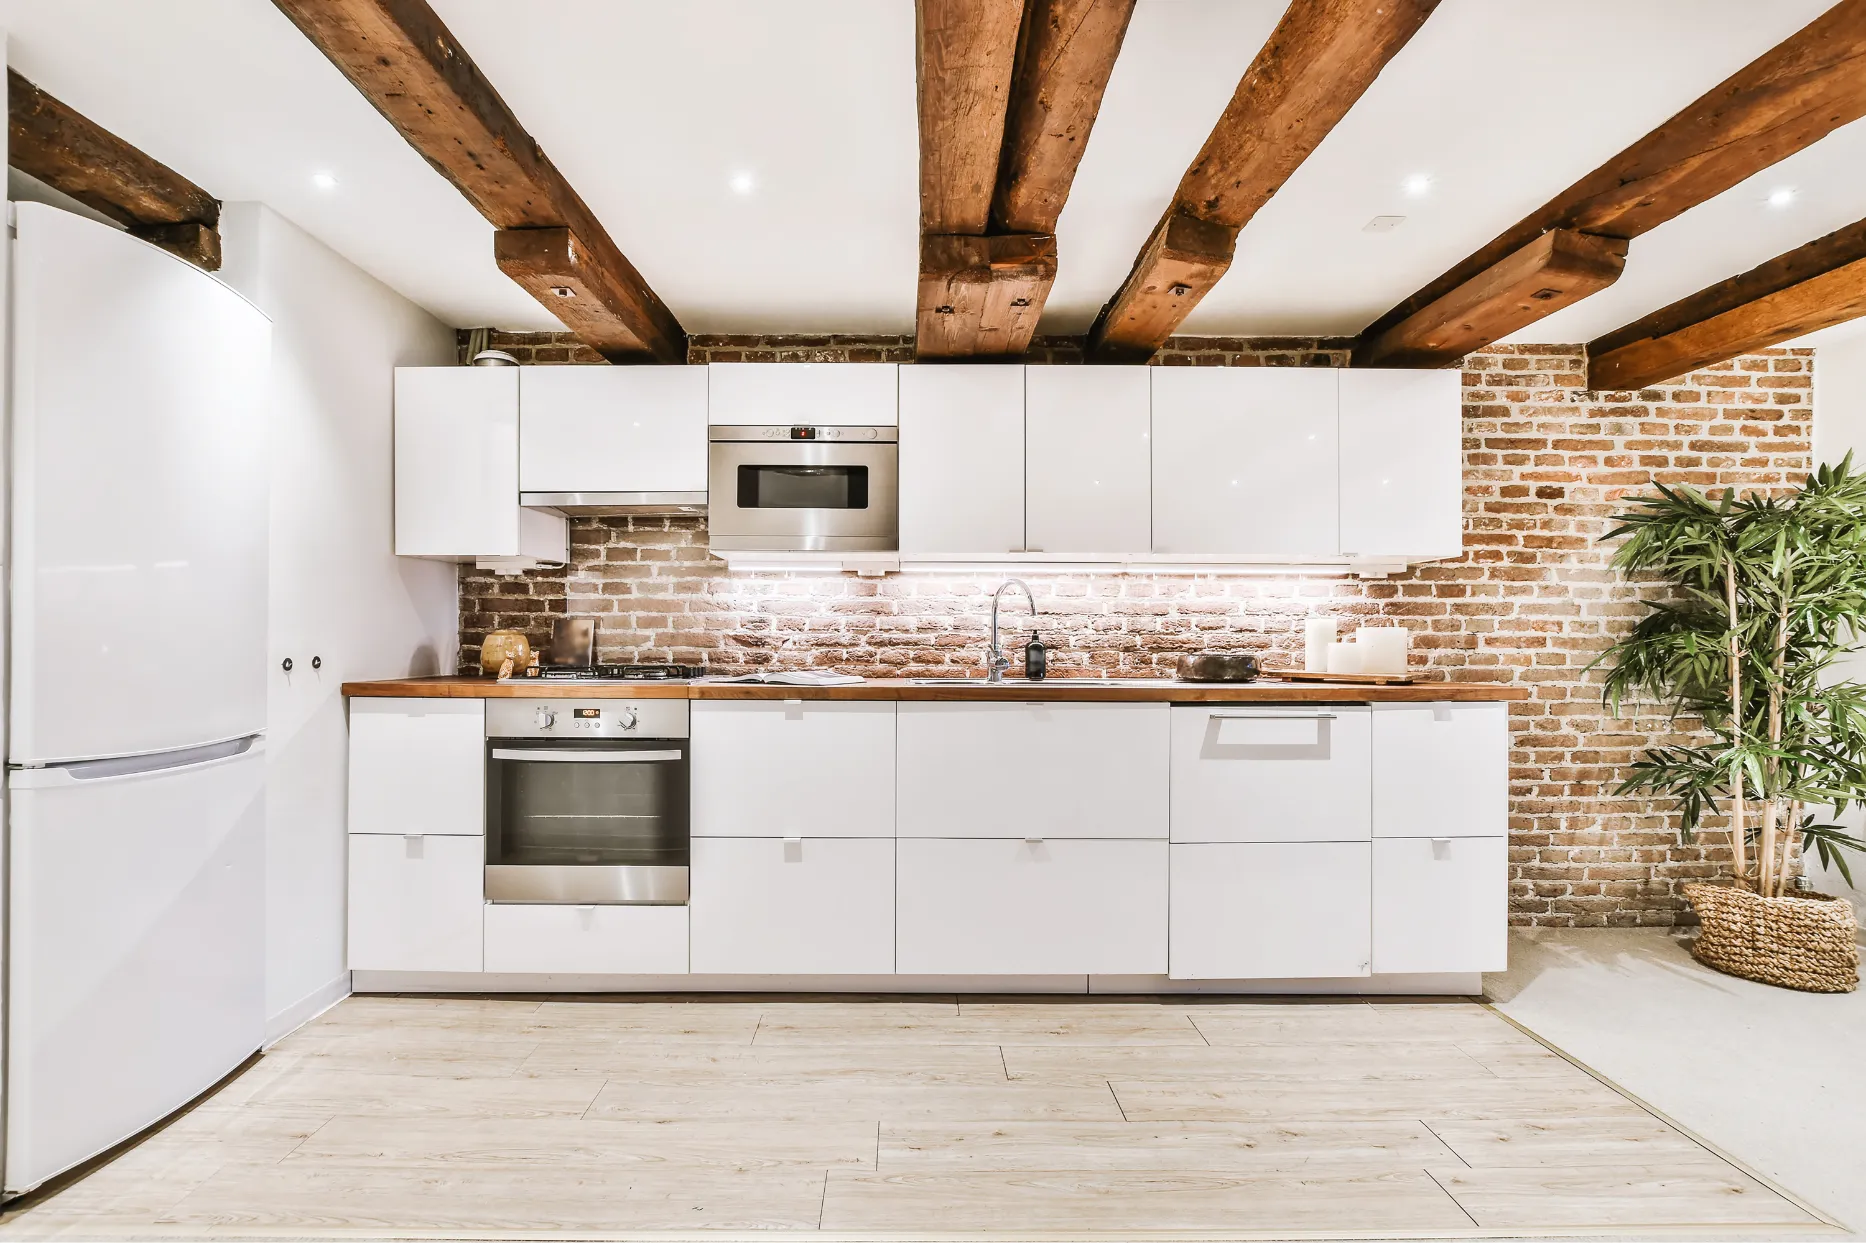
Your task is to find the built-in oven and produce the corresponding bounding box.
[483,699,689,904]
[707,425,898,551]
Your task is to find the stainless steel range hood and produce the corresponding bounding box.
[520,491,707,516]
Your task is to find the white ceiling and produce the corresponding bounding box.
[0,1,1859,347]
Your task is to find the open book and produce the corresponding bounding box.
[707,670,865,686]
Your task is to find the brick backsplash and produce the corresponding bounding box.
[456,334,1814,927]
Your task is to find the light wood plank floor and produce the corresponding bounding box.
[0,994,1834,1240]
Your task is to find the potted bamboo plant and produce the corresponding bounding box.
[1596,459,1866,992]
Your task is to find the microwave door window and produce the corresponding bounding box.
[737,464,870,509]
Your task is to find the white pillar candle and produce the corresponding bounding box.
[1356,626,1409,675]
[1303,617,1337,672]
[1327,641,1363,676]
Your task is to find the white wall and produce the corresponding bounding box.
[218,204,458,1037]
[1811,334,1866,913]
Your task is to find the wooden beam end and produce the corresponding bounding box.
[916,233,1057,359]
[495,226,686,364]
[129,221,222,271]
[1086,210,1235,363]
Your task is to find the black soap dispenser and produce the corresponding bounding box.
[1024,632,1048,681]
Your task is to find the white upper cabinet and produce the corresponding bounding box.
[707,362,899,426]
[898,364,1026,556]
[518,366,708,497]
[1340,369,1463,561]
[1025,367,1150,555]
[1150,368,1339,556]
[394,367,567,562]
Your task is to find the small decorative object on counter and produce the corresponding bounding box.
[1024,633,1047,681]
[548,617,597,668]
[1356,626,1409,675]
[479,630,532,678]
[1176,653,1260,683]
[1327,640,1363,676]
[1303,618,1336,672]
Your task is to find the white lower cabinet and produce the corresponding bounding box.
[483,903,688,974]
[896,839,1166,975]
[1169,843,1371,980]
[690,837,895,974]
[348,834,484,972]
[1170,705,1370,843]
[692,701,895,837]
[1372,702,1508,838]
[1372,836,1508,974]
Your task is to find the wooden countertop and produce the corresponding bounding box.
[342,675,1527,703]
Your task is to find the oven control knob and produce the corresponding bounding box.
[534,707,557,730]
[615,707,640,731]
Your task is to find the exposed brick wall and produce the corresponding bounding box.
[457,335,1814,926]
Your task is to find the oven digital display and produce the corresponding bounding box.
[573,708,602,719]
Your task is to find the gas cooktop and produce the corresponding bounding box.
[509,663,706,682]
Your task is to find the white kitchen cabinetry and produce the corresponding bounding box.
[1372,836,1508,974]
[483,904,688,974]
[348,699,485,836]
[691,701,895,837]
[1170,842,1371,979]
[518,366,708,498]
[1340,369,1463,561]
[898,365,1025,556]
[1169,705,1370,843]
[1025,367,1151,555]
[897,703,1169,839]
[690,837,895,974]
[707,362,899,427]
[393,367,567,562]
[896,838,1166,974]
[347,833,484,972]
[1150,368,1338,557]
[1372,702,1509,838]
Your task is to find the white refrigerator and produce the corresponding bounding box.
[3,203,271,1195]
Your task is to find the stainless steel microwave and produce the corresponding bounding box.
[707,425,898,552]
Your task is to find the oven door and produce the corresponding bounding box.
[707,440,898,551]
[485,738,689,904]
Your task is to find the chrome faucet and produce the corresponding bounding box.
[987,579,1036,683]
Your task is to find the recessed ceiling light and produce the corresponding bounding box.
[728,171,756,196]
[1402,173,1433,197]
[311,171,337,190]
[1768,186,1797,208]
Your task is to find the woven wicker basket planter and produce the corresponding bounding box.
[1683,882,1859,993]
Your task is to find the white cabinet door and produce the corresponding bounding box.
[518,366,708,495]
[484,903,688,974]
[1169,705,1370,843]
[691,701,895,838]
[348,834,484,972]
[898,365,1024,555]
[896,839,1166,974]
[1169,843,1371,979]
[1025,367,1150,555]
[348,699,485,836]
[1150,368,1339,556]
[1372,703,1509,839]
[707,363,899,426]
[897,703,1169,839]
[1340,369,1462,561]
[395,367,565,559]
[690,838,894,974]
[1372,837,1508,974]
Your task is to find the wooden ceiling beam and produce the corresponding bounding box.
[7,69,222,269]
[1087,0,1439,362]
[916,0,1133,359]
[1587,219,1866,391]
[1355,0,1866,368]
[271,0,685,363]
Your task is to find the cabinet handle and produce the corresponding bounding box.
[1024,836,1044,845]
[1209,711,1337,720]
[491,749,682,763]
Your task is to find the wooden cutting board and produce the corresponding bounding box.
[1259,667,1415,686]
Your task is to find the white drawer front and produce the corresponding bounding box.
[1169,842,1370,980]
[347,833,484,972]
[1169,705,1370,843]
[1372,702,1509,838]
[897,703,1169,839]
[348,699,484,836]
[1372,836,1508,974]
[896,838,1166,975]
[483,903,688,974]
[690,837,894,974]
[692,702,895,837]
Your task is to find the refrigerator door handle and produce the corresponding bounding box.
[8,735,265,787]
